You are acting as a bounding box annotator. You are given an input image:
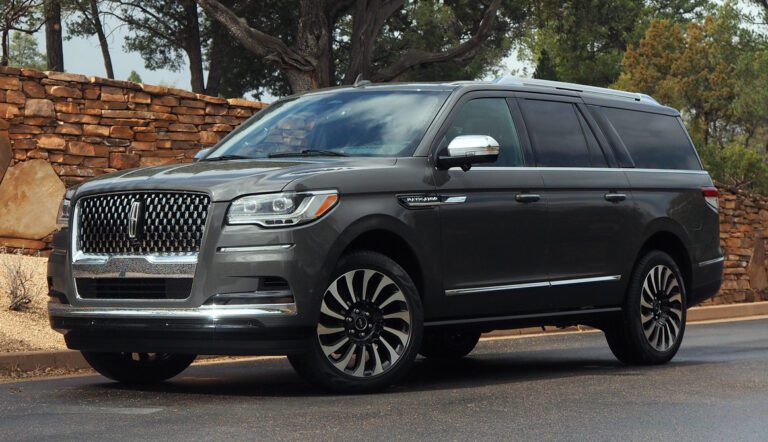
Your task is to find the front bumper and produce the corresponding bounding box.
[49,299,311,355]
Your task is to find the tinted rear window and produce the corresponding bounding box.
[518,99,600,167]
[601,107,701,170]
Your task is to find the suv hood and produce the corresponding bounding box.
[74,158,397,201]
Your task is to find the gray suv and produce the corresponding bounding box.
[48,78,723,393]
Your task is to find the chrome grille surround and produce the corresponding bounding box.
[76,191,211,255]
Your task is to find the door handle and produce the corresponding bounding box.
[604,192,627,202]
[515,193,541,203]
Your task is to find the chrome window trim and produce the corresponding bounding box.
[218,244,294,253]
[48,300,297,318]
[445,275,621,296]
[698,256,725,267]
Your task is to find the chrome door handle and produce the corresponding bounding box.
[604,192,627,202]
[515,193,541,203]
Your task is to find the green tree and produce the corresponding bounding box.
[526,0,708,87]
[0,0,45,66]
[66,0,114,78]
[126,69,142,83]
[197,0,529,93]
[8,31,46,69]
[616,4,753,145]
[105,0,207,93]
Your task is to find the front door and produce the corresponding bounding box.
[431,93,550,319]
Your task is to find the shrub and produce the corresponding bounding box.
[0,248,40,311]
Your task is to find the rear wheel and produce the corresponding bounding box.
[420,330,481,359]
[288,251,423,393]
[81,352,196,384]
[604,250,686,365]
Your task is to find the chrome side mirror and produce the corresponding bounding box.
[437,135,500,171]
[194,147,212,162]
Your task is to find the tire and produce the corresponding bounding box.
[419,330,481,359]
[288,250,424,393]
[604,250,687,365]
[81,352,196,384]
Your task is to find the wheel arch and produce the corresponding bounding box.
[633,223,694,296]
[323,215,431,300]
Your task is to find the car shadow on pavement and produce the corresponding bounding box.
[87,348,708,398]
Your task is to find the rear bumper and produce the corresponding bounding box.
[689,256,724,306]
[49,300,311,355]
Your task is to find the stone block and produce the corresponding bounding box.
[0,159,65,240]
[46,85,82,98]
[0,76,21,90]
[36,134,66,150]
[24,99,55,117]
[6,90,25,104]
[109,153,140,169]
[0,103,20,118]
[55,123,82,135]
[101,86,127,102]
[21,81,45,98]
[109,126,134,139]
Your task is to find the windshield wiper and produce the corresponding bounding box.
[201,154,253,162]
[268,149,348,158]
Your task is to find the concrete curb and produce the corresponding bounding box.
[2,301,767,374]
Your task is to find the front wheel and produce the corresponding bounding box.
[81,352,196,384]
[604,250,687,365]
[288,251,423,393]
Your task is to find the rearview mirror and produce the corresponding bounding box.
[437,135,500,171]
[194,147,212,162]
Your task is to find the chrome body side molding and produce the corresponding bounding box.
[445,275,622,296]
[698,256,725,267]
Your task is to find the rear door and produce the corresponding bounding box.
[515,94,635,309]
[431,92,550,318]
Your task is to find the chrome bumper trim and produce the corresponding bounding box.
[48,301,297,319]
[217,244,294,253]
[698,256,725,267]
[72,253,198,265]
[446,275,621,296]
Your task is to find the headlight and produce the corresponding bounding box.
[56,197,71,229]
[227,190,339,227]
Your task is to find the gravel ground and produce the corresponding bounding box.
[0,253,65,353]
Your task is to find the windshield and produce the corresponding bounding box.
[206,89,450,159]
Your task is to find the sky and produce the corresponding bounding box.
[33,15,533,102]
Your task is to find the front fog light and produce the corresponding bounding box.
[227,190,339,227]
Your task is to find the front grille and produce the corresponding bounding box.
[78,192,210,255]
[76,278,193,300]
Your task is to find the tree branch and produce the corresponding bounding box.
[371,0,502,82]
[197,0,314,72]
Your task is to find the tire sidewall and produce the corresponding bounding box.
[624,251,687,362]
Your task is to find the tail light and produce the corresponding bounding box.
[702,187,719,212]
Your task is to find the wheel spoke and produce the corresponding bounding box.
[352,345,366,377]
[345,271,358,303]
[318,323,344,335]
[326,284,349,311]
[370,275,395,303]
[383,326,409,346]
[333,343,357,371]
[371,344,384,375]
[378,290,406,310]
[321,336,350,356]
[320,300,345,320]
[379,335,400,363]
[383,310,410,323]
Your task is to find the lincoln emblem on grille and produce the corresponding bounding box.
[127,200,143,241]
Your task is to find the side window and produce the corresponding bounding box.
[601,107,702,170]
[518,99,597,167]
[444,98,524,167]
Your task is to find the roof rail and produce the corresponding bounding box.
[493,76,659,105]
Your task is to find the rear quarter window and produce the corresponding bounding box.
[601,107,701,170]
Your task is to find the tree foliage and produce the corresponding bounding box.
[66,0,115,78]
[8,30,46,69]
[0,0,45,66]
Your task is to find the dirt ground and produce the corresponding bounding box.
[0,253,67,353]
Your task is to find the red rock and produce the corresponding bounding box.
[109,152,140,169]
[55,123,82,135]
[0,103,20,118]
[0,159,65,240]
[109,126,134,139]
[25,99,55,117]
[46,85,82,98]
[0,76,21,90]
[36,134,66,150]
[22,81,46,98]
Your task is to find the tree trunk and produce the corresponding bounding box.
[204,20,226,96]
[293,0,332,90]
[1,30,8,66]
[182,0,206,93]
[45,0,64,71]
[89,0,114,79]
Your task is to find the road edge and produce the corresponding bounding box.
[3,301,768,374]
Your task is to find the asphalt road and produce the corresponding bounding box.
[1,318,767,441]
